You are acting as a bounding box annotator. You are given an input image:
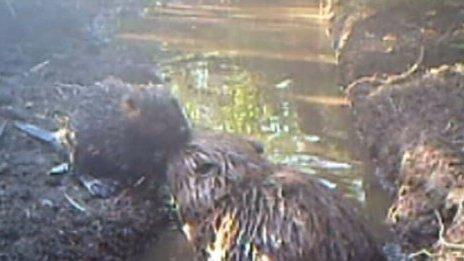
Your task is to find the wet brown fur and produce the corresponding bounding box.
[73,79,191,186]
[167,133,385,260]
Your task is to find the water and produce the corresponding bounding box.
[119,2,392,259]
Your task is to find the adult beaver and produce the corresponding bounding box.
[167,132,385,260]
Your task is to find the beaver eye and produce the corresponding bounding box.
[196,162,218,177]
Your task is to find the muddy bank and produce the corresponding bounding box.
[347,64,464,191]
[339,1,464,256]
[335,1,464,86]
[0,0,180,259]
[0,77,175,259]
[348,64,464,257]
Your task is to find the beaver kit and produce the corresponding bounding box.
[167,132,385,260]
[348,64,464,257]
[70,78,191,195]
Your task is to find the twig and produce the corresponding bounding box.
[435,209,464,250]
[408,248,437,259]
[408,209,464,259]
[29,60,50,74]
[3,0,16,18]
[382,45,425,85]
[347,45,425,103]
[64,192,87,212]
[113,189,129,205]
[387,96,398,113]
[0,120,6,139]
[13,121,63,151]
[133,176,146,187]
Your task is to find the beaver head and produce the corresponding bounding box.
[74,83,191,191]
[121,86,191,154]
[166,132,268,223]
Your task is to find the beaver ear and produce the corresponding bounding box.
[121,96,141,118]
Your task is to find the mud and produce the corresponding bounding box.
[0,0,178,259]
[340,1,464,257]
[336,1,464,86]
[348,64,464,256]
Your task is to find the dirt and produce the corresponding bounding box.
[347,66,464,190]
[348,65,464,253]
[0,1,180,259]
[342,2,464,256]
[335,1,464,86]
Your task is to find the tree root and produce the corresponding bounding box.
[434,209,464,250]
[407,209,464,259]
[346,45,425,104]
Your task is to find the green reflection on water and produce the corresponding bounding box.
[169,59,308,157]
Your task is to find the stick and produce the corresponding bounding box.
[382,45,425,85]
[3,0,16,18]
[408,248,437,259]
[64,192,87,212]
[0,121,6,139]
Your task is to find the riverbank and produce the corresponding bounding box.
[341,1,464,258]
[0,1,177,259]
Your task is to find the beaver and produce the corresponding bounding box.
[167,132,269,223]
[167,132,385,260]
[71,78,191,196]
